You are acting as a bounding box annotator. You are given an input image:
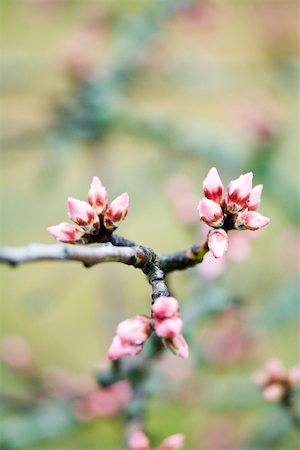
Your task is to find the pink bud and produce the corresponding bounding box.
[107,336,143,360]
[251,371,269,387]
[48,222,85,243]
[265,358,286,379]
[88,176,108,215]
[154,317,183,338]
[128,430,150,450]
[197,198,223,227]
[208,229,228,259]
[103,193,129,230]
[159,434,185,450]
[225,172,253,213]
[288,365,300,386]
[164,334,189,359]
[151,296,179,319]
[263,383,284,401]
[116,316,151,345]
[67,198,99,231]
[203,167,224,204]
[247,184,263,211]
[0,335,33,370]
[235,211,270,231]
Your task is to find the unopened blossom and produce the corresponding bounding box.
[197,168,270,259]
[88,176,108,215]
[48,222,85,243]
[151,296,179,319]
[247,185,263,211]
[128,431,150,450]
[128,431,185,450]
[154,317,183,338]
[208,229,228,259]
[104,193,129,230]
[203,167,224,204]
[0,335,33,371]
[235,210,270,231]
[253,358,300,403]
[108,316,151,360]
[225,172,253,213]
[197,198,223,227]
[67,198,99,231]
[164,334,189,359]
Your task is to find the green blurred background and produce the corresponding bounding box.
[0,0,299,449]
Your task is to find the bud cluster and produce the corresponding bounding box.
[108,297,189,360]
[198,168,270,258]
[252,358,300,402]
[48,176,129,243]
[128,430,185,450]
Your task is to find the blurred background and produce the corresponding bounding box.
[0,0,299,449]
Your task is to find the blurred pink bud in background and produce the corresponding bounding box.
[48,222,85,243]
[198,198,223,227]
[67,198,99,231]
[208,229,228,259]
[288,365,300,386]
[88,176,108,215]
[0,335,33,371]
[225,172,253,213]
[165,175,198,225]
[104,193,129,230]
[128,430,150,450]
[152,296,179,319]
[158,433,185,450]
[203,167,224,204]
[263,383,284,401]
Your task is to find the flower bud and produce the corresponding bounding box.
[107,336,143,360]
[235,210,270,231]
[265,358,286,379]
[88,176,108,215]
[154,317,183,338]
[159,434,185,450]
[225,172,253,213]
[203,167,224,204]
[197,198,223,227]
[151,296,179,319]
[67,198,99,231]
[164,334,189,359]
[48,222,85,243]
[103,193,129,230]
[116,316,151,346]
[263,384,284,401]
[208,229,228,259]
[128,430,150,450]
[288,365,300,386]
[247,184,263,211]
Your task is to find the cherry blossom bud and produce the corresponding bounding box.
[117,316,151,345]
[154,317,183,338]
[225,172,253,213]
[247,184,263,211]
[151,296,179,319]
[164,334,189,359]
[208,229,228,259]
[159,434,185,450]
[288,365,300,386]
[103,193,129,230]
[107,336,143,360]
[265,358,286,379]
[48,222,85,243]
[235,211,270,231]
[88,176,108,215]
[263,384,284,401]
[197,198,223,227]
[67,198,99,231]
[203,167,224,204]
[128,430,150,450]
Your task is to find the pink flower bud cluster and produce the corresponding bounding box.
[128,430,185,450]
[48,176,129,243]
[198,168,270,258]
[108,297,189,360]
[252,358,300,402]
